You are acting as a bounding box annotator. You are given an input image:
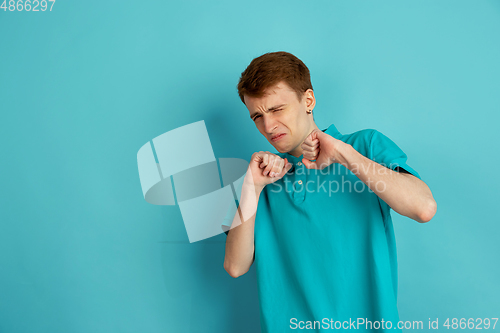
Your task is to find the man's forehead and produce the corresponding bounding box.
[246,85,292,111]
[245,82,291,102]
[246,93,282,108]
[265,81,292,95]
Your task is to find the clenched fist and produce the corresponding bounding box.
[244,151,293,191]
[300,128,350,170]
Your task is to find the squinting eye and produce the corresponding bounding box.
[253,109,281,121]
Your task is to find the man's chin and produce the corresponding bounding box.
[270,141,292,154]
[273,145,290,154]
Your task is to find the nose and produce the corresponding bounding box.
[263,115,277,134]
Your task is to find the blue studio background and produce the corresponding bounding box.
[1,0,499,332]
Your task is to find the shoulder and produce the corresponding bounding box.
[334,128,377,158]
[339,128,376,144]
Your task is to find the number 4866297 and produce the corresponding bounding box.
[1,0,56,11]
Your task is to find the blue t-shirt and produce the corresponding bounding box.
[227,123,421,332]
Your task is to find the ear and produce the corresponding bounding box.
[303,88,316,110]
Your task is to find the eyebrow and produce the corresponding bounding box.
[250,104,286,119]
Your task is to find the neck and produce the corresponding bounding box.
[288,122,320,157]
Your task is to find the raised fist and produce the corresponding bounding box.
[244,151,293,190]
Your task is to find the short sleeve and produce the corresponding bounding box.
[368,130,422,180]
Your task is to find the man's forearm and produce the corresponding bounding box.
[223,182,262,278]
[338,144,437,223]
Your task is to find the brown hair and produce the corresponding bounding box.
[237,51,313,105]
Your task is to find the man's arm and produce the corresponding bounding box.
[223,182,261,278]
[223,151,292,278]
[300,129,437,223]
[339,144,437,223]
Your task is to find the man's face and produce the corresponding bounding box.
[244,81,315,155]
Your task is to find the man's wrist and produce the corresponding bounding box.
[336,142,355,168]
[242,177,264,195]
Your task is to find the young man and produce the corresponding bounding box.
[223,51,436,332]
